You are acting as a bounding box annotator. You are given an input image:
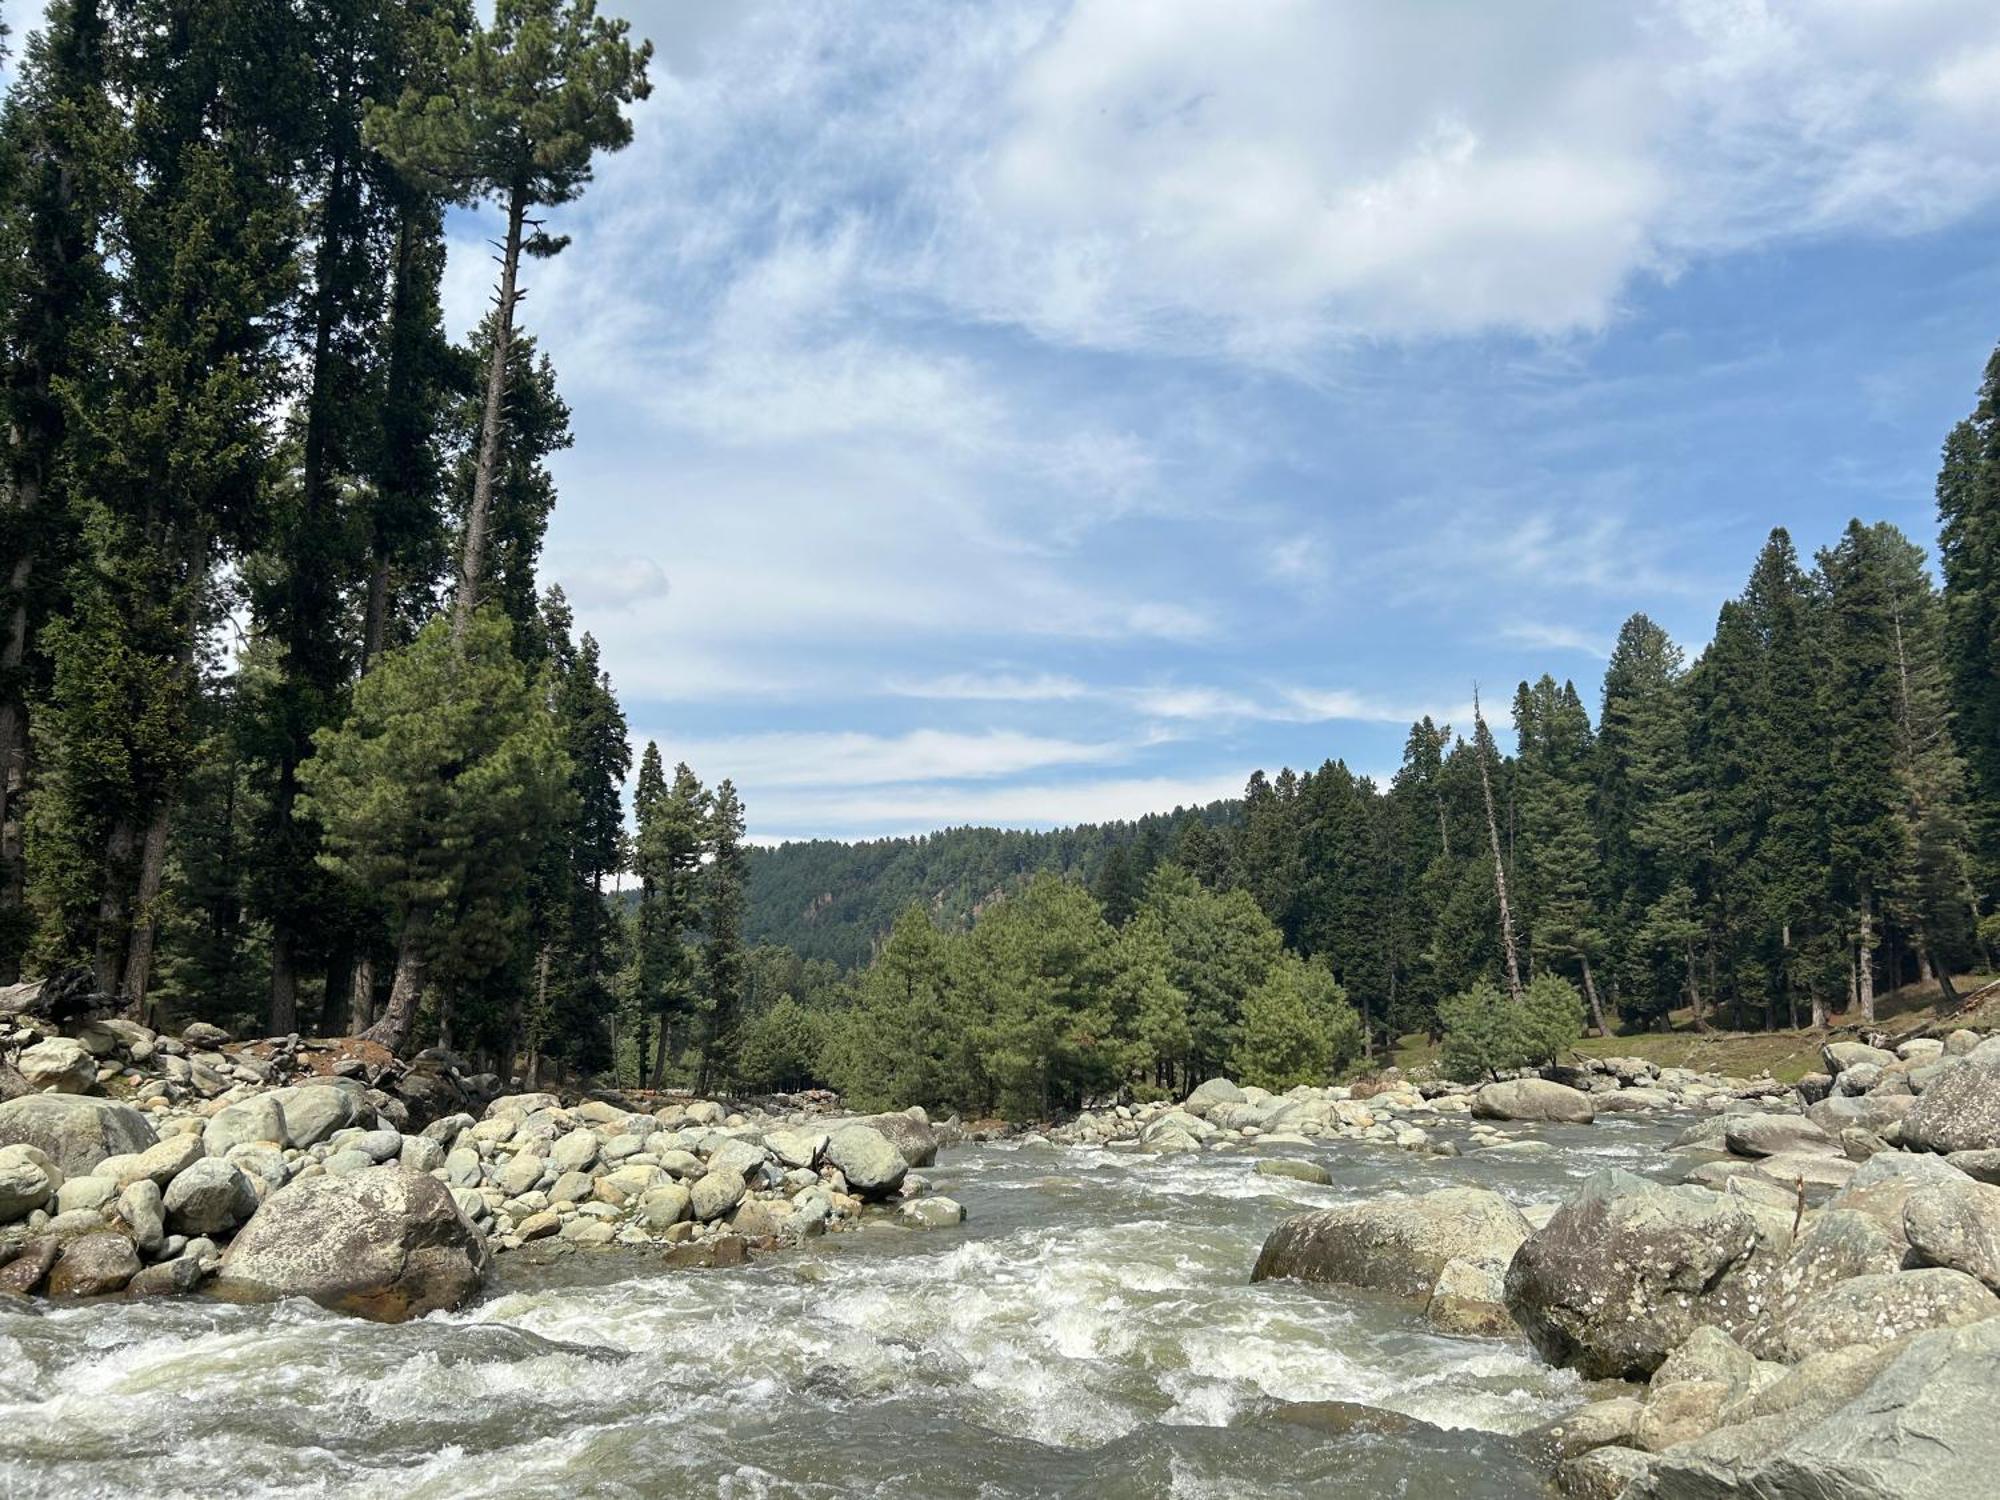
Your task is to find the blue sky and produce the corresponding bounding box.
[426,0,2000,842]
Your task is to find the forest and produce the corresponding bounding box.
[2,3,1997,1119]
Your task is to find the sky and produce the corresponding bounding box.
[436,2,2000,841]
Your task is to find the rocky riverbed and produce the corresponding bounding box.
[7,989,2000,1498]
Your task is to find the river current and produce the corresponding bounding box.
[0,1111,1689,1499]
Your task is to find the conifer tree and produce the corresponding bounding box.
[0,0,114,981]
[697,778,747,1092]
[1937,348,2000,908]
[364,0,651,644]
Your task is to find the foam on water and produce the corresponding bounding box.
[0,1109,1691,1499]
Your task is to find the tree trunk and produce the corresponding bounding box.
[1857,890,1876,1025]
[0,478,33,986]
[119,799,171,1019]
[269,929,298,1036]
[1685,941,1707,1032]
[362,906,430,1055]
[1580,953,1608,1037]
[650,1019,669,1091]
[94,817,136,996]
[1472,702,1523,1001]
[348,953,375,1034]
[452,180,529,647]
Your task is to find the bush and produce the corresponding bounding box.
[1439,974,1586,1082]
[1518,973,1585,1067]
[1230,954,1360,1090]
[1438,980,1517,1083]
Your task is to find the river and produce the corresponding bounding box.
[0,1110,1689,1499]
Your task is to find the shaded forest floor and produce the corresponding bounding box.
[1387,972,2000,1085]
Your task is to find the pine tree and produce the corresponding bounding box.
[35,0,307,1012]
[1818,521,1912,1023]
[1514,677,1608,1033]
[0,0,115,981]
[632,754,706,1086]
[364,0,651,645]
[297,610,570,1055]
[697,778,747,1092]
[1937,348,2000,912]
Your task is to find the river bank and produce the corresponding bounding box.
[8,983,2000,1497]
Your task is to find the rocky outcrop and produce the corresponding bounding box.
[1766,1267,1999,1361]
[1627,1319,2000,1499]
[0,1094,157,1177]
[1904,1177,2000,1290]
[214,1165,492,1322]
[1503,1169,1766,1379]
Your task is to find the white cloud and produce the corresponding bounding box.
[749,772,1248,837]
[644,727,1137,788]
[885,671,1090,702]
[1500,622,1612,660]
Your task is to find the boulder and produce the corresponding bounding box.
[1806,1092,1915,1137]
[55,1174,115,1214]
[1739,1208,1905,1359]
[1827,1151,1970,1255]
[899,1196,965,1229]
[0,1143,61,1221]
[549,1128,598,1174]
[1472,1079,1596,1124]
[689,1168,746,1223]
[46,1231,139,1296]
[824,1124,907,1199]
[494,1151,545,1197]
[1184,1078,1245,1117]
[214,1165,490,1321]
[704,1138,769,1184]
[863,1110,939,1168]
[202,1096,287,1157]
[266,1082,370,1149]
[1769,1267,1999,1361]
[127,1254,207,1299]
[1252,1186,1531,1301]
[1561,1447,1658,1500]
[0,1236,56,1294]
[1723,1112,1835,1159]
[635,1183,691,1230]
[18,1037,96,1093]
[763,1129,826,1170]
[1503,1169,1765,1380]
[1257,1158,1332,1185]
[1902,1054,2000,1155]
[0,1094,157,1177]
[1904,1178,2000,1291]
[1424,1253,1516,1335]
[97,1132,205,1191]
[1823,1041,1897,1075]
[118,1178,165,1254]
[1627,1319,2000,1499]
[164,1158,260,1237]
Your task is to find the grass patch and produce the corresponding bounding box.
[1383,972,1998,1086]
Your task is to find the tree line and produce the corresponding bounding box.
[743,348,2000,1063]
[0,1,685,1078]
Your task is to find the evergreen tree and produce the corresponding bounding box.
[1818,521,1912,1023]
[698,777,747,1092]
[0,0,115,981]
[364,0,651,645]
[1513,677,1608,1032]
[1936,350,2000,916]
[296,610,569,1055]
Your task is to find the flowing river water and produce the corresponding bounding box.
[0,1111,1690,1499]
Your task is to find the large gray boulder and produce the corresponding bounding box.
[0,1094,157,1177]
[863,1109,939,1168]
[266,1081,371,1149]
[1503,1169,1765,1379]
[0,1143,61,1221]
[1902,1054,2000,1155]
[202,1095,287,1157]
[17,1037,97,1093]
[1723,1112,1835,1159]
[824,1124,907,1199]
[1184,1078,1245,1117]
[47,1231,140,1296]
[1629,1319,2000,1499]
[1826,1150,1970,1256]
[1807,1092,1915,1137]
[1768,1268,1999,1362]
[163,1157,260,1237]
[1904,1178,2000,1291]
[1738,1208,1904,1359]
[1251,1187,1531,1301]
[214,1165,490,1322]
[1823,1040,1896,1075]
[1472,1078,1596,1124]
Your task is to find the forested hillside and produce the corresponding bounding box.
[744,803,1239,969]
